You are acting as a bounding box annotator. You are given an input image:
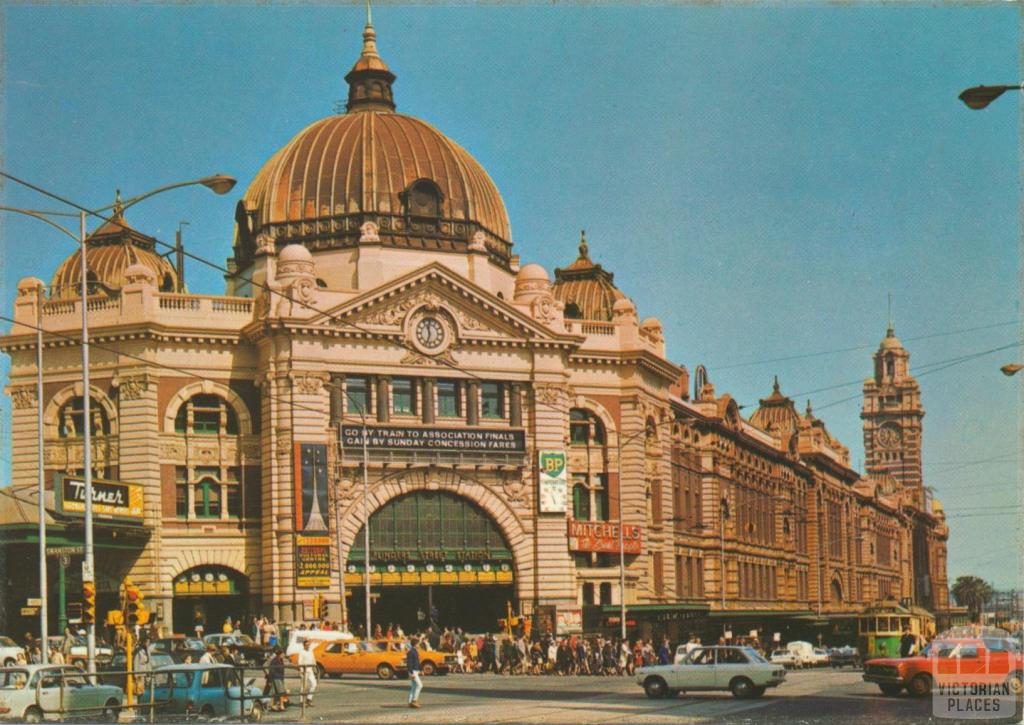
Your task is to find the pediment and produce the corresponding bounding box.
[308,263,574,346]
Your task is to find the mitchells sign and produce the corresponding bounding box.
[55,474,144,524]
[341,425,525,453]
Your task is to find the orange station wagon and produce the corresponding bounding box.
[314,639,451,679]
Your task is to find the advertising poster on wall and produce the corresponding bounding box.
[538,450,568,513]
[556,607,583,635]
[296,535,331,588]
[294,443,329,532]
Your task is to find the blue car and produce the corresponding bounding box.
[143,663,268,721]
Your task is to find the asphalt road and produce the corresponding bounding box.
[249,668,1022,725]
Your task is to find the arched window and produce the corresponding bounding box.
[175,394,239,435]
[831,577,844,603]
[58,397,111,438]
[570,408,606,446]
[195,477,222,519]
[405,179,442,218]
[160,273,175,292]
[564,302,582,320]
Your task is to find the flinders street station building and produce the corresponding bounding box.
[1,16,952,642]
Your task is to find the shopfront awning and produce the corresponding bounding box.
[601,603,710,614]
[710,610,816,619]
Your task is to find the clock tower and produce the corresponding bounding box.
[862,326,925,507]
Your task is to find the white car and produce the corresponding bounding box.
[0,639,23,668]
[809,647,831,667]
[769,649,801,668]
[0,665,124,722]
[45,637,113,666]
[636,645,786,699]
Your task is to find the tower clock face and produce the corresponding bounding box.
[415,317,445,350]
[876,423,902,449]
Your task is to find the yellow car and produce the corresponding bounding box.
[314,639,452,679]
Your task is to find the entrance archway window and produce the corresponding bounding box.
[570,409,605,446]
[391,378,416,416]
[436,380,461,418]
[175,394,238,435]
[346,376,370,415]
[59,396,111,438]
[480,382,504,419]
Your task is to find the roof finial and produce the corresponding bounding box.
[344,1,395,112]
[112,189,124,220]
[806,399,814,417]
[772,375,780,394]
[578,229,589,260]
[366,0,372,27]
[887,292,895,336]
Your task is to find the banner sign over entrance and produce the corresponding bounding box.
[341,425,525,453]
[567,520,643,554]
[55,474,144,523]
[296,535,332,588]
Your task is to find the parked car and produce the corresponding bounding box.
[0,639,24,668]
[809,648,831,667]
[98,651,175,690]
[285,630,353,660]
[785,641,815,668]
[636,646,786,700]
[202,634,271,667]
[769,649,801,669]
[863,637,1024,697]
[147,637,206,664]
[142,663,268,721]
[44,636,113,667]
[0,665,124,722]
[828,646,860,669]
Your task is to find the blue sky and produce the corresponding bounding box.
[1,4,1019,589]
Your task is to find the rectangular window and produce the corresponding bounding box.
[653,551,664,596]
[594,476,609,521]
[391,378,415,415]
[346,376,370,415]
[572,476,590,520]
[676,555,686,597]
[436,381,461,417]
[175,485,188,518]
[226,484,241,518]
[651,480,663,525]
[480,382,504,419]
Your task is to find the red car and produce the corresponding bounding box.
[863,637,1023,698]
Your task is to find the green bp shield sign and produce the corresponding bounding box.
[538,450,568,513]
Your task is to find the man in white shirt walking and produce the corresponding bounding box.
[297,639,318,707]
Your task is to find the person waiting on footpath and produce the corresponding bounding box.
[407,636,423,708]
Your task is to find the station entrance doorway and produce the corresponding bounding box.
[346,491,515,633]
[172,566,250,636]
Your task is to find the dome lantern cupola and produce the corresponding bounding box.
[551,230,626,321]
[344,3,396,113]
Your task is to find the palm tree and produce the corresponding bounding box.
[951,575,994,622]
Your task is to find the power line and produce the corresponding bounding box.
[713,319,1022,371]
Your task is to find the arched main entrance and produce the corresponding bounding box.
[345,491,514,633]
[172,566,249,636]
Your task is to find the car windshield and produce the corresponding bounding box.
[771,650,788,657]
[0,637,17,647]
[0,670,29,689]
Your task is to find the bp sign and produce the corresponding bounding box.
[538,450,567,513]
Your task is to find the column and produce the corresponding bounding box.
[466,382,480,426]
[376,377,390,423]
[509,384,523,427]
[329,375,345,425]
[422,379,435,425]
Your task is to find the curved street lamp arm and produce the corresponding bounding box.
[91,175,237,215]
[0,205,79,243]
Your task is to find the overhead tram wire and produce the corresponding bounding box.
[713,319,1023,371]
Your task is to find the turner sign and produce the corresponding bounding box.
[567,520,642,554]
[56,474,144,523]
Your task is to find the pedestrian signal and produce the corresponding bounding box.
[82,581,96,625]
[123,580,149,626]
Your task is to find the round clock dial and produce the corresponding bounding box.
[876,424,902,449]
[415,317,445,350]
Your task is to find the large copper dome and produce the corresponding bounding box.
[233,19,511,268]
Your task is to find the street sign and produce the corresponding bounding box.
[21,607,38,616]
[26,598,42,607]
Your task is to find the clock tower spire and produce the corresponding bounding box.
[861,325,925,507]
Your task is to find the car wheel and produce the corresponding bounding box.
[730,677,755,699]
[2,658,14,666]
[908,674,932,698]
[1005,671,1023,696]
[247,701,264,723]
[421,661,436,676]
[102,699,121,722]
[23,706,43,724]
[879,684,903,697]
[643,676,668,699]
[377,662,395,680]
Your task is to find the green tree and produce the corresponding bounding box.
[951,575,994,623]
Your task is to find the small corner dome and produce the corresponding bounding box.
[517,263,549,282]
[640,317,662,330]
[613,297,636,314]
[17,277,46,295]
[279,244,313,263]
[124,263,157,285]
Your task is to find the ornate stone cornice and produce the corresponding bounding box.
[114,374,150,401]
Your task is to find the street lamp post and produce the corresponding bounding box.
[35,283,48,664]
[0,172,236,673]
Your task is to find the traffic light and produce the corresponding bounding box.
[82,581,96,625]
[123,580,149,627]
